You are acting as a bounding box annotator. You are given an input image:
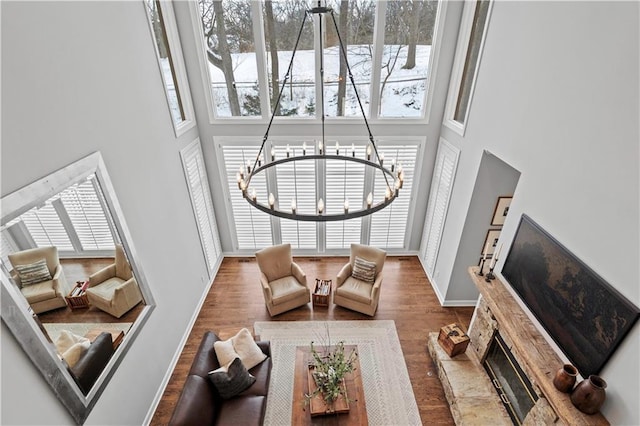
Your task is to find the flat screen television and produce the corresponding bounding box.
[501,214,639,377]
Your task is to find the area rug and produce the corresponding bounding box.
[254,320,421,425]
[42,322,132,346]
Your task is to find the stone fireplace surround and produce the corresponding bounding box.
[427,267,609,425]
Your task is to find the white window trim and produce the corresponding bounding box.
[443,0,494,136]
[189,0,445,124]
[145,0,196,137]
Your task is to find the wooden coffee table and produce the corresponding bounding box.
[292,345,367,425]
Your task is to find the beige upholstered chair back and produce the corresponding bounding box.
[349,244,386,276]
[255,243,292,282]
[8,246,60,287]
[114,244,133,280]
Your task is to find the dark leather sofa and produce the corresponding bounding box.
[69,332,114,394]
[169,331,272,426]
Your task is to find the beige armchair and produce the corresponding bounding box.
[334,243,386,316]
[255,243,310,316]
[86,244,142,318]
[8,246,69,314]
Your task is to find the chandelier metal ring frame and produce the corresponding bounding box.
[237,2,404,222]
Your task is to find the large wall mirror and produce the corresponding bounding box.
[1,152,155,424]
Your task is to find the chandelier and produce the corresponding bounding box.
[237,2,403,222]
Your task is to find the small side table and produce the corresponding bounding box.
[65,281,90,310]
[312,279,332,307]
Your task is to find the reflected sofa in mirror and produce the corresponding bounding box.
[1,152,155,424]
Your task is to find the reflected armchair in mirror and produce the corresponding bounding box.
[86,244,143,318]
[8,246,69,314]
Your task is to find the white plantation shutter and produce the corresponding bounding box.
[420,138,459,276]
[222,145,273,250]
[1,229,19,268]
[370,144,419,248]
[181,140,222,273]
[325,146,366,249]
[274,145,316,249]
[59,177,115,251]
[20,200,74,251]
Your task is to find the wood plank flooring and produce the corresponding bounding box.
[150,256,474,425]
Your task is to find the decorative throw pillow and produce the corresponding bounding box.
[352,256,376,283]
[15,258,52,286]
[214,338,239,368]
[213,328,267,371]
[208,357,256,400]
[55,330,91,368]
[231,328,267,370]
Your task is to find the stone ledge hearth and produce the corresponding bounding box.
[428,267,609,425]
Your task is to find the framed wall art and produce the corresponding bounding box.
[491,196,512,226]
[482,229,501,257]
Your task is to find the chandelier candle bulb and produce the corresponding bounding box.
[395,178,401,196]
[335,141,340,155]
[318,140,323,155]
[240,179,247,194]
[303,142,307,156]
[367,144,372,160]
[268,193,275,209]
[286,145,290,158]
[391,158,395,172]
[385,186,391,200]
[351,143,355,157]
[291,199,297,214]
[379,152,384,165]
[270,147,275,161]
[344,199,349,213]
[246,160,251,174]
[236,172,242,188]
[399,170,405,188]
[318,198,324,214]
[250,188,257,202]
[258,155,263,167]
[367,192,373,208]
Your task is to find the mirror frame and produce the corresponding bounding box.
[1,152,155,424]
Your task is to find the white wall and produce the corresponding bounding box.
[1,1,211,424]
[435,1,639,424]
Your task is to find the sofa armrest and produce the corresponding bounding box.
[291,262,307,287]
[336,263,352,287]
[70,332,114,394]
[169,375,219,426]
[89,264,116,287]
[113,277,142,306]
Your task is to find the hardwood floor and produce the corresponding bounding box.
[150,256,474,425]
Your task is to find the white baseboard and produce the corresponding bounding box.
[418,256,479,307]
[143,257,223,425]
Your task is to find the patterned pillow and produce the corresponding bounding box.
[352,256,376,284]
[15,258,52,286]
[208,357,256,399]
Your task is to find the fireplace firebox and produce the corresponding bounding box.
[484,333,538,425]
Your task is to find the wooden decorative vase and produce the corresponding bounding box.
[553,364,578,393]
[570,375,607,414]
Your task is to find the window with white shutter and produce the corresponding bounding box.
[222,144,273,250]
[20,199,75,251]
[420,138,459,277]
[181,139,223,274]
[369,144,419,248]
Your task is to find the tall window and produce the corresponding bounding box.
[445,0,492,133]
[181,140,223,274]
[195,0,441,120]
[145,0,195,135]
[3,175,117,255]
[219,139,421,252]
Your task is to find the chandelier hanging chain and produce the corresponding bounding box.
[248,10,310,184]
[238,2,402,222]
[327,10,393,192]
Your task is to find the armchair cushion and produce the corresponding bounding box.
[351,256,376,283]
[21,280,57,303]
[208,357,256,400]
[269,276,309,305]
[255,243,293,282]
[14,258,52,286]
[336,277,374,304]
[86,277,126,305]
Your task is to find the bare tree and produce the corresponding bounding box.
[264,1,280,115]
[403,0,423,69]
